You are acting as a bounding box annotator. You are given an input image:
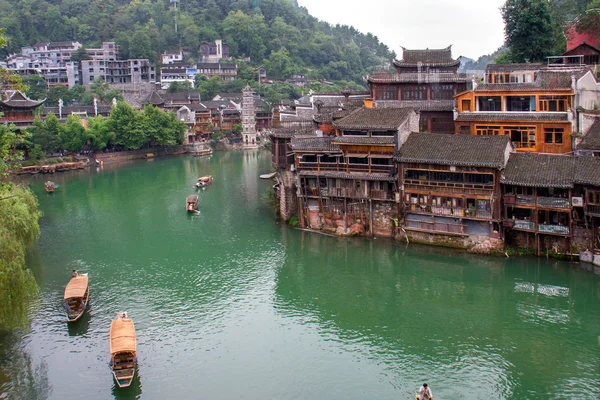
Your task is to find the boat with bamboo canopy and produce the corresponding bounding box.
[63,273,89,322]
[186,194,199,212]
[110,312,137,388]
[45,181,55,193]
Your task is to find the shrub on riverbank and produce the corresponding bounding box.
[1,121,41,330]
[0,185,41,330]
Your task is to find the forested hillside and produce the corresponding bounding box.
[0,0,394,84]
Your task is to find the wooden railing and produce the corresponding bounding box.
[587,204,600,215]
[537,196,570,209]
[516,194,536,206]
[406,218,465,235]
[513,220,535,231]
[538,224,569,235]
[404,182,494,196]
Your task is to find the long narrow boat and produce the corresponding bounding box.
[186,194,199,212]
[63,274,89,322]
[110,312,137,388]
[195,175,213,188]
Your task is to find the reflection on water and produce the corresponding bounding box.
[67,306,91,337]
[2,152,598,400]
[111,368,142,400]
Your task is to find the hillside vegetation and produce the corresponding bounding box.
[0,0,394,86]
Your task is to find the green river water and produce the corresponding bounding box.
[1,151,599,400]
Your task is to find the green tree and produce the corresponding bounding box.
[196,76,224,100]
[266,47,295,78]
[501,0,554,62]
[58,115,87,153]
[30,113,60,154]
[86,115,113,151]
[108,101,147,150]
[0,121,40,330]
[70,47,90,62]
[141,104,186,146]
[24,75,47,100]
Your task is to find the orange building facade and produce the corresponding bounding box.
[454,64,578,154]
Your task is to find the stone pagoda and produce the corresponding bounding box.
[241,84,258,148]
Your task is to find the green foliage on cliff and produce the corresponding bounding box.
[0,124,41,331]
[0,0,394,85]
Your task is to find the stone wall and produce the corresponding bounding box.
[396,229,504,255]
[278,169,297,221]
[372,202,396,237]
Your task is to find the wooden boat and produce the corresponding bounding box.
[64,273,89,322]
[45,181,55,193]
[259,172,276,179]
[110,312,137,388]
[186,194,199,212]
[195,175,213,187]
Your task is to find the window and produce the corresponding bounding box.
[507,126,536,148]
[506,96,535,112]
[544,128,564,144]
[348,157,368,165]
[476,126,501,136]
[459,125,471,134]
[539,96,569,112]
[402,85,427,100]
[89,76,94,81]
[478,96,502,111]
[88,68,94,72]
[376,86,398,100]
[588,191,600,205]
[431,84,454,100]
[461,100,472,111]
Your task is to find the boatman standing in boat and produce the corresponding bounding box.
[417,383,433,400]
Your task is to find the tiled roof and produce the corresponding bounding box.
[486,63,545,73]
[199,100,234,109]
[477,70,579,91]
[290,136,340,152]
[197,62,237,69]
[269,128,316,139]
[145,91,165,105]
[575,156,600,185]
[396,133,511,168]
[394,46,460,67]
[367,73,470,83]
[502,153,600,187]
[334,107,413,130]
[578,120,600,150]
[298,170,396,181]
[0,91,45,108]
[501,153,575,188]
[42,105,112,116]
[456,112,569,122]
[332,136,395,145]
[375,100,454,112]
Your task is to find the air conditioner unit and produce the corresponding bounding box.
[572,197,583,207]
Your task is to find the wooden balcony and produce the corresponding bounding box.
[405,218,468,237]
[371,189,394,201]
[406,204,493,220]
[404,181,494,197]
[513,219,535,231]
[538,224,569,235]
[537,196,570,209]
[587,204,600,216]
[515,194,536,206]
